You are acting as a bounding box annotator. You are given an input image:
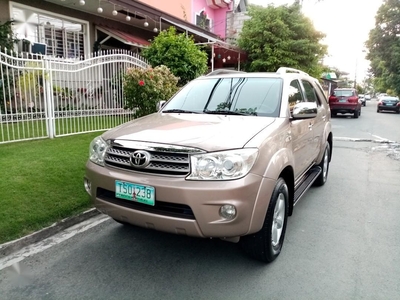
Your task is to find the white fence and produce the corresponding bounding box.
[0,49,149,144]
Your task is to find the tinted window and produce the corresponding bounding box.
[164,77,283,117]
[288,80,304,111]
[302,80,318,103]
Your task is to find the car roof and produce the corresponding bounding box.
[203,67,317,81]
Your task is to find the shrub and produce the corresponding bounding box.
[142,27,208,86]
[124,65,179,118]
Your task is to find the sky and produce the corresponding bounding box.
[247,0,384,81]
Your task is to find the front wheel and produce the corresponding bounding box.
[314,143,330,186]
[240,178,289,263]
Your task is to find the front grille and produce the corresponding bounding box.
[104,145,191,176]
[97,188,195,219]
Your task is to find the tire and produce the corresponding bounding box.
[396,109,400,114]
[314,143,330,186]
[377,108,380,113]
[331,111,337,118]
[353,110,359,118]
[240,178,289,263]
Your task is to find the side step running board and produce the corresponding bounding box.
[293,166,322,206]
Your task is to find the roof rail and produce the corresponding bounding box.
[206,69,246,76]
[276,67,309,76]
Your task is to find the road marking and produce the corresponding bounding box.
[0,215,110,271]
[334,136,395,143]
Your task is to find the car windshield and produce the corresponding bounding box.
[334,90,353,97]
[162,77,283,117]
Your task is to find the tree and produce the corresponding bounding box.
[0,20,18,52]
[142,27,208,86]
[365,0,400,95]
[237,3,327,78]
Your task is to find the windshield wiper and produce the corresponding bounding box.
[162,109,199,114]
[203,109,253,116]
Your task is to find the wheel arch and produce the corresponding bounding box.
[279,166,295,216]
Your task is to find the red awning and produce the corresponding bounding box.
[97,26,150,48]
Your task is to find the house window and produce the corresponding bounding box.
[196,11,211,31]
[11,3,88,58]
[40,25,84,58]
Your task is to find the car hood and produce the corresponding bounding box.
[102,113,276,152]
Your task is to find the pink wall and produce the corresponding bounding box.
[192,0,231,39]
[138,0,192,21]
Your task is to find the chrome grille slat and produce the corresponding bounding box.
[105,144,192,176]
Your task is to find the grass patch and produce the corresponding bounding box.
[0,131,105,244]
[0,115,132,143]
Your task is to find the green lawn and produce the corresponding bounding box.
[0,115,132,143]
[0,131,105,244]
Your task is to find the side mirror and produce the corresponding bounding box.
[291,102,318,119]
[157,100,167,111]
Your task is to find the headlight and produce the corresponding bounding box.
[187,149,258,180]
[89,136,109,166]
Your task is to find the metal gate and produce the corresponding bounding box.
[0,49,149,144]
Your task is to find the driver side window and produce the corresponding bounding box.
[289,80,304,112]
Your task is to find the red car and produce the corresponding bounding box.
[329,88,362,118]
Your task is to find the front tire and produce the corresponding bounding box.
[314,143,330,186]
[240,178,289,263]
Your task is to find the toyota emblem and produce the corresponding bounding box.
[130,150,151,168]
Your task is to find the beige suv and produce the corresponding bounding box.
[85,67,332,263]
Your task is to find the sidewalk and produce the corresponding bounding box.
[0,208,100,258]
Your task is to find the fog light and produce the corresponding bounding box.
[219,205,237,220]
[84,178,91,195]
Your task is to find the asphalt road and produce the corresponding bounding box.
[1,100,399,300]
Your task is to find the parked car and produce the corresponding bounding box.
[365,94,371,101]
[359,94,366,106]
[85,67,333,263]
[377,96,400,113]
[329,88,362,118]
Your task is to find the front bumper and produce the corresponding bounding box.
[85,161,276,239]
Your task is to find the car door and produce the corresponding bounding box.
[300,79,327,161]
[289,79,315,179]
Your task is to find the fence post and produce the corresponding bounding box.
[44,58,55,138]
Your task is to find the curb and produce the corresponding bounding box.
[0,208,100,258]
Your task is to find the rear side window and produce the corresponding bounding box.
[301,80,318,103]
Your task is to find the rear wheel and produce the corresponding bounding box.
[314,143,330,186]
[377,108,380,113]
[240,178,289,263]
[353,110,359,118]
[331,111,337,118]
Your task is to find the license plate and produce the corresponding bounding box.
[115,180,155,206]
[386,103,393,106]
[339,99,347,103]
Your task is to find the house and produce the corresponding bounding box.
[0,0,247,70]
